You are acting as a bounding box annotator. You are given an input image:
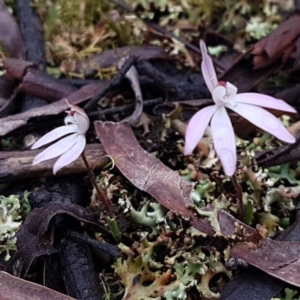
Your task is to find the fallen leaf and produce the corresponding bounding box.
[5,202,108,277]
[0,0,23,58]
[220,47,281,93]
[95,121,192,217]
[93,121,287,237]
[0,271,75,300]
[252,15,300,69]
[95,121,218,234]
[230,205,300,288]
[221,207,300,299]
[230,239,300,287]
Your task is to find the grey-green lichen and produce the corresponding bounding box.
[273,287,300,300]
[232,149,297,235]
[245,16,277,40]
[119,197,168,235]
[268,164,300,186]
[114,237,230,300]
[191,179,216,208]
[0,193,31,260]
[263,185,296,212]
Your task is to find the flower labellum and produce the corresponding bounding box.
[32,100,90,174]
[184,40,296,176]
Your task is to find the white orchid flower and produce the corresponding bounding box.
[32,100,90,174]
[184,40,296,176]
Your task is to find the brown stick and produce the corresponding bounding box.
[0,144,107,183]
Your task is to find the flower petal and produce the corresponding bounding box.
[230,103,295,143]
[212,83,238,107]
[74,111,90,134]
[225,82,238,103]
[184,105,218,155]
[200,40,218,94]
[212,85,227,106]
[53,134,86,174]
[32,133,78,165]
[211,106,237,176]
[31,125,77,149]
[236,93,296,113]
[66,99,90,134]
[66,99,87,117]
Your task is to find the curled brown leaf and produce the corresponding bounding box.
[252,15,300,69]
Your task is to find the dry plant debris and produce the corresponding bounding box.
[1,0,300,300]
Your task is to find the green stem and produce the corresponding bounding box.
[245,199,253,225]
[231,174,244,218]
[107,217,122,243]
[81,151,112,217]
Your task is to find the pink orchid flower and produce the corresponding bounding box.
[184,40,296,176]
[32,100,90,174]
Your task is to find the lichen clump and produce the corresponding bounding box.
[0,193,31,260]
[115,236,230,300]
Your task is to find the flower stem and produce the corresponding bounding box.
[245,199,253,225]
[81,151,112,217]
[231,174,244,218]
[107,217,122,243]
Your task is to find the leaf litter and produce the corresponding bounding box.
[1,0,300,299]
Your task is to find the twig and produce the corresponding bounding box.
[8,98,163,136]
[0,144,108,183]
[88,97,162,119]
[83,55,138,112]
